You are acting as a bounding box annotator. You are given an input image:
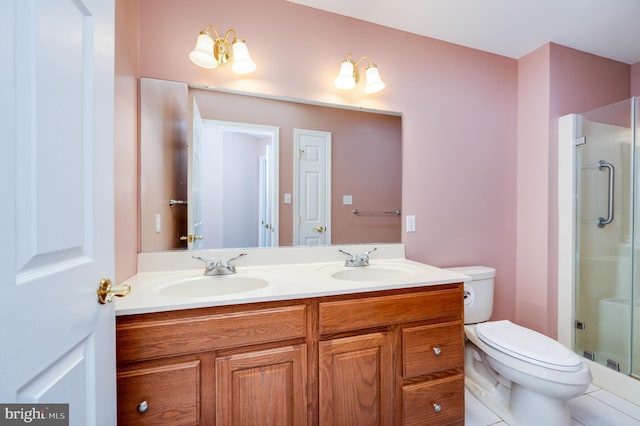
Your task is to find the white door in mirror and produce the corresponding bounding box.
[294,129,332,245]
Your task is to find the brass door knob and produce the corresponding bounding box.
[180,234,204,243]
[314,226,325,233]
[97,278,131,304]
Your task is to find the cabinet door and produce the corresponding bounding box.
[215,344,307,426]
[319,332,393,426]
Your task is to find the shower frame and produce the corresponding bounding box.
[558,97,639,404]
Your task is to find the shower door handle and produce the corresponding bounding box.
[597,160,614,228]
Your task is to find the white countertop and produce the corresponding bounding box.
[115,244,470,316]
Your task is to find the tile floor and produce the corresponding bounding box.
[465,383,640,425]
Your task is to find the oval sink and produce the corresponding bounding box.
[331,266,419,282]
[157,276,268,299]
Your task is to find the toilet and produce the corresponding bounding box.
[447,266,592,426]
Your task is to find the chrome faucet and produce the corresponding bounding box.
[193,253,247,276]
[338,247,377,267]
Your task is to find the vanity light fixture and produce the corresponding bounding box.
[334,53,385,94]
[189,24,257,74]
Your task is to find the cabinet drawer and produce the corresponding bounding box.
[402,373,464,426]
[118,360,200,426]
[403,321,463,378]
[117,305,307,362]
[319,287,461,335]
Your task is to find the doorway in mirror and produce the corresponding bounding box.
[197,120,280,249]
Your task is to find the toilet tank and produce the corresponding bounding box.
[446,266,495,324]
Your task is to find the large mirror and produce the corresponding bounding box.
[139,78,402,252]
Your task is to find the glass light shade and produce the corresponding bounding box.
[189,33,218,69]
[334,60,356,90]
[364,65,385,94]
[231,40,257,74]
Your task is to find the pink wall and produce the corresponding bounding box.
[115,0,519,320]
[516,44,551,334]
[114,0,139,283]
[516,43,630,337]
[633,62,640,96]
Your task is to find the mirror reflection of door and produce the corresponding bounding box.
[188,96,204,250]
[294,129,332,245]
[194,120,279,249]
[258,145,276,247]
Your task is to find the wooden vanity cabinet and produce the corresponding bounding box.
[318,285,465,425]
[116,283,464,425]
[116,301,309,425]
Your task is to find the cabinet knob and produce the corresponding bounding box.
[137,400,148,413]
[432,346,442,356]
[433,402,442,413]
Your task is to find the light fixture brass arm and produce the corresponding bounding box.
[352,55,374,68]
[222,28,238,43]
[202,24,221,40]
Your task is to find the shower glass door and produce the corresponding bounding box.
[574,98,635,375]
[633,97,639,379]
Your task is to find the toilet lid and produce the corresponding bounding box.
[475,320,583,371]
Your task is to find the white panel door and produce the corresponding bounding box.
[259,144,278,247]
[0,0,117,425]
[294,129,332,245]
[188,96,204,249]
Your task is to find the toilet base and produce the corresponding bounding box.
[465,376,573,426]
[511,382,571,425]
[465,343,575,426]
[465,372,516,425]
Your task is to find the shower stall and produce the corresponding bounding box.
[559,97,639,381]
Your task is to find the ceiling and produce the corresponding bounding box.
[287,0,640,65]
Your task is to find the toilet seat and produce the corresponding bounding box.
[476,320,582,372]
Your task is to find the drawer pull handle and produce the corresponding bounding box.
[137,401,149,413]
[432,346,442,356]
[433,402,442,413]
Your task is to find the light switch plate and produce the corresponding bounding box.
[284,193,292,204]
[406,215,416,232]
[343,195,353,205]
